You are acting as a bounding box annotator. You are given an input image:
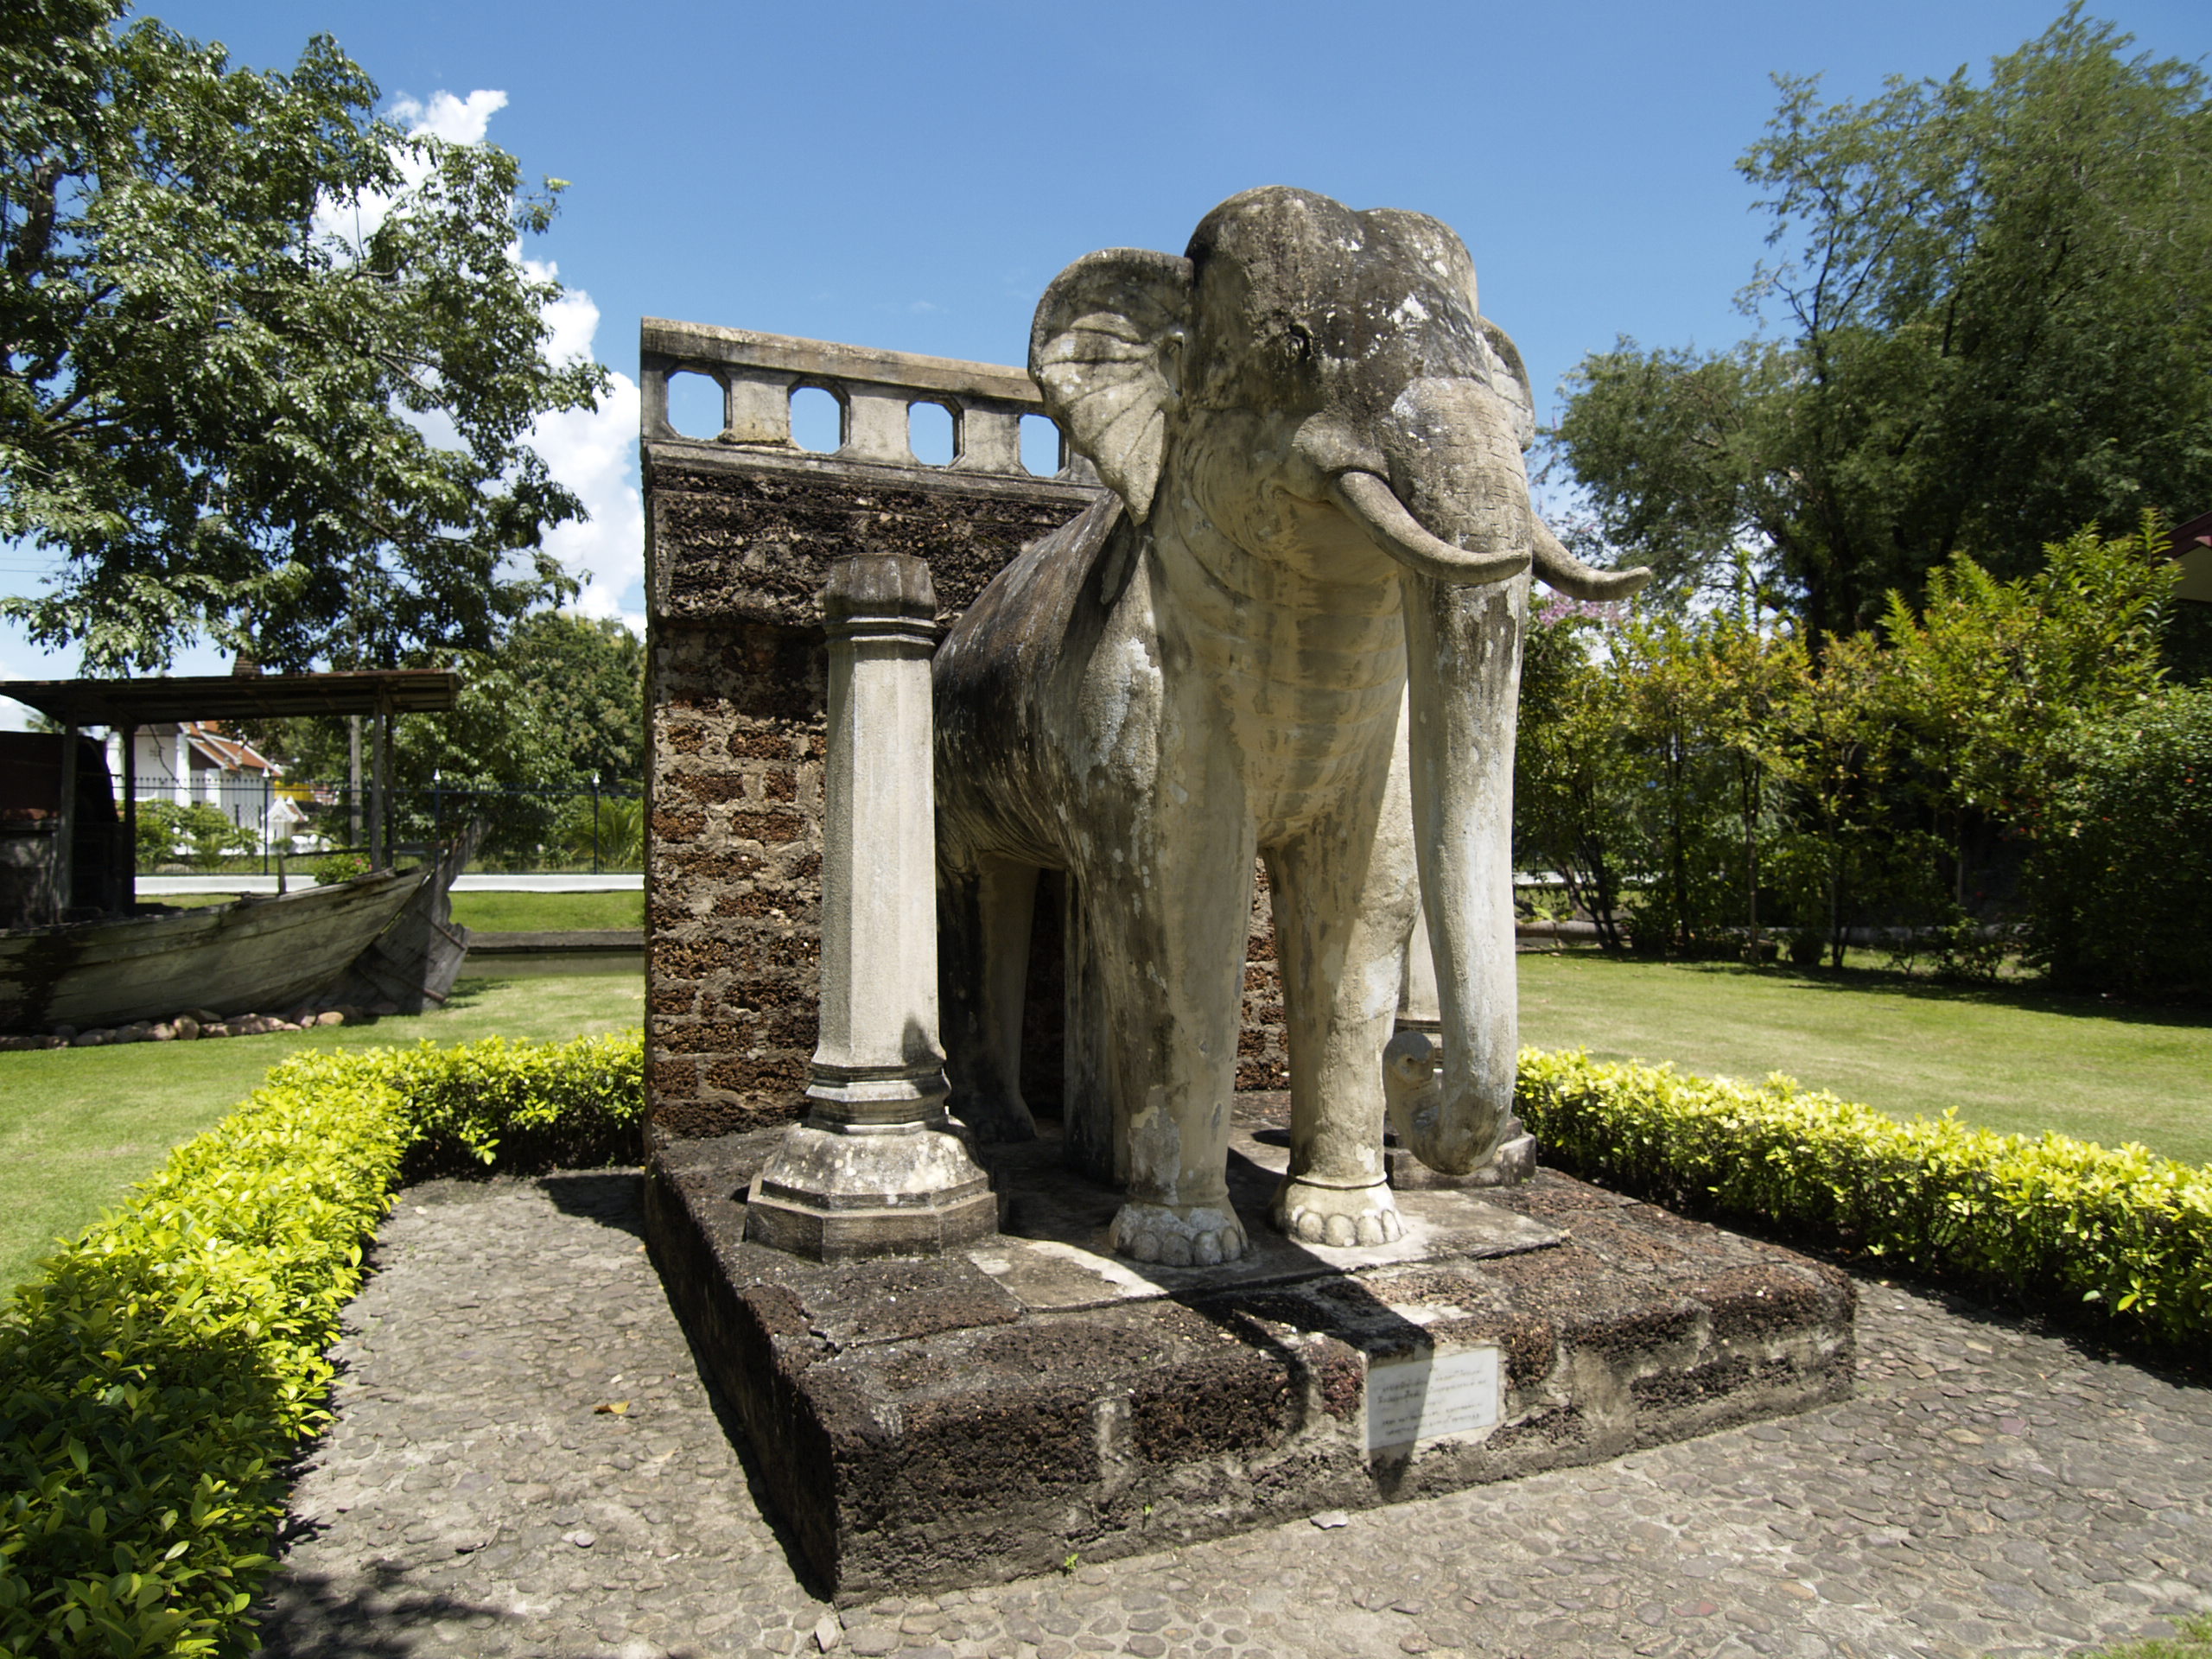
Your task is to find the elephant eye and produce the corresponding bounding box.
[1281,322,1313,363]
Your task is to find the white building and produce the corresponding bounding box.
[108,721,310,848]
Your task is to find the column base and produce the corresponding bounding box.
[745,1122,998,1262]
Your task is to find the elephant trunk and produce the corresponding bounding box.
[1396,568,1522,1174]
[1338,378,1646,1175]
[1352,376,1532,1174]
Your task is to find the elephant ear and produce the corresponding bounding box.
[1475,317,1539,452]
[1029,249,1194,522]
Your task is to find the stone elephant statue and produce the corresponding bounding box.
[934,186,1647,1266]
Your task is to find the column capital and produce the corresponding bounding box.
[822,552,936,629]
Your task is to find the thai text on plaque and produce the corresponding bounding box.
[1365,1345,1502,1452]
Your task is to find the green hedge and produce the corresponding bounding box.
[0,1033,641,1658]
[1518,1049,2212,1358]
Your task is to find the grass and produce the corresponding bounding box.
[448,888,644,933]
[0,968,644,1298]
[2085,1618,2212,1659]
[148,890,643,931]
[1519,949,2212,1170]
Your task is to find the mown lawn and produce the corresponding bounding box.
[0,969,645,1297]
[1519,949,2212,1169]
[11,942,2206,1300]
[448,888,645,933]
[146,890,644,931]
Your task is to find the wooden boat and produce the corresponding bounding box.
[0,865,429,1033]
[0,670,478,1035]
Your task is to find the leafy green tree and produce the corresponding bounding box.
[493,611,646,789]
[1550,10,2212,638]
[2025,683,2212,995]
[555,794,644,869]
[1765,632,1899,965]
[1514,601,1639,947]
[0,0,606,671]
[1700,569,1808,957]
[248,610,643,865]
[1613,612,1743,950]
[1878,512,2177,905]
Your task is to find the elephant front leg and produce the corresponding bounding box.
[1264,779,1421,1248]
[1087,814,1256,1268]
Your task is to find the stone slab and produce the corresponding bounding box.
[645,1104,1857,1605]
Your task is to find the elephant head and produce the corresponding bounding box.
[1029,187,1649,1179]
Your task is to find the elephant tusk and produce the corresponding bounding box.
[1531,516,1653,601]
[1329,471,1529,588]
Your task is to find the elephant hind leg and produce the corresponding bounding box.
[939,854,1039,1144]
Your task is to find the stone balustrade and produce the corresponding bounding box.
[639,317,1076,481]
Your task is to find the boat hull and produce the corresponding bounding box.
[0,867,430,1032]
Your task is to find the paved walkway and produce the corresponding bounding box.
[258,1173,2212,1659]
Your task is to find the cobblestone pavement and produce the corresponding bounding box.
[259,1172,2212,1659]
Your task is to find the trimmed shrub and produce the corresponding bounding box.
[387,1032,644,1176]
[1518,1048,2212,1359]
[0,1033,641,1657]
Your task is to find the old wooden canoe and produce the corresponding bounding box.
[0,866,429,1033]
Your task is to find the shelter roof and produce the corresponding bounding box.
[2172,509,2212,605]
[0,671,459,728]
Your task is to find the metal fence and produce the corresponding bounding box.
[122,772,645,874]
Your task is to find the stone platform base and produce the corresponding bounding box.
[644,1102,1855,1605]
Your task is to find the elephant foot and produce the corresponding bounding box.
[1109,1202,1249,1268]
[1272,1177,1406,1249]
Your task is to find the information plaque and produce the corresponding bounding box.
[1365,1345,1502,1452]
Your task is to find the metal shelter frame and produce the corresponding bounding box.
[3,671,459,920]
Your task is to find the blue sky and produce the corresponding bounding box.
[4,0,2208,706]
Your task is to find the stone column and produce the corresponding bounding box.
[745,553,997,1260]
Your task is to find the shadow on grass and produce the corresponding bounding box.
[428,976,501,1012]
[1538,946,2212,1032]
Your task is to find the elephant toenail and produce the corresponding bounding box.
[1161,1234,1193,1267]
[1325,1215,1357,1247]
[1195,1232,1223,1267]
[1357,1215,1384,1245]
[1130,1232,1161,1263]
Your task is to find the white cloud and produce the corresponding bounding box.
[531,276,644,635]
[522,256,646,632]
[387,89,508,146]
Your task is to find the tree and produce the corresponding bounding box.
[1515,599,1639,947]
[1701,579,1808,959]
[247,610,644,864]
[2025,683,2212,995]
[1766,632,1898,965]
[1549,10,2212,638]
[135,798,255,870]
[0,0,606,671]
[491,611,647,789]
[1878,513,2176,907]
